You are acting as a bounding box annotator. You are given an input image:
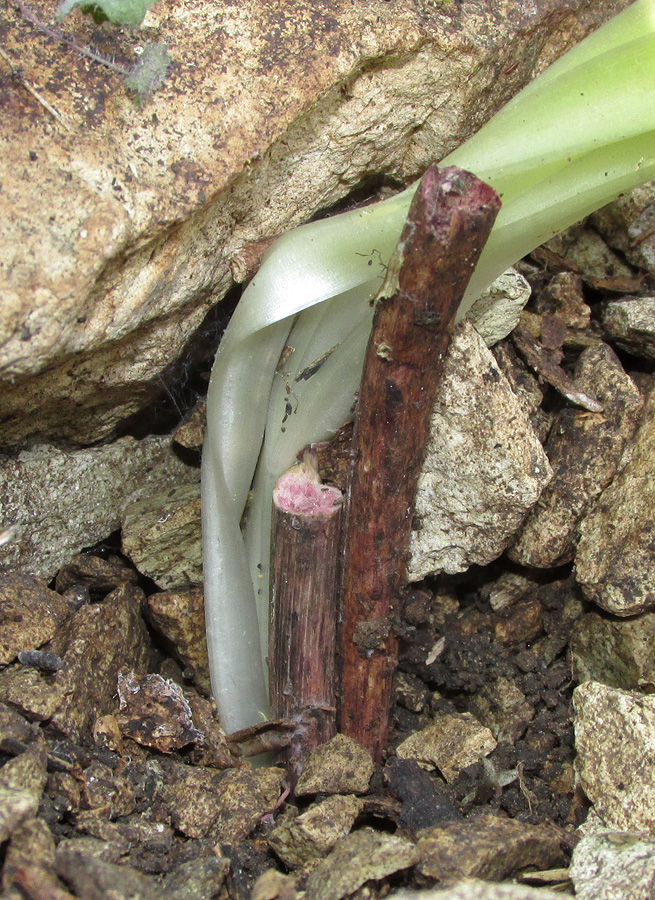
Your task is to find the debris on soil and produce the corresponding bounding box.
[2,186,655,898]
[116,670,203,753]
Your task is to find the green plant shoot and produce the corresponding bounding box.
[202,0,655,735]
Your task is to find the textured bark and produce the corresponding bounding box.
[270,456,344,773]
[338,165,500,761]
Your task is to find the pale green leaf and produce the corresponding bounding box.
[57,0,157,27]
[124,43,171,101]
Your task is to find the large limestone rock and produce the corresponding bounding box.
[1,0,628,449]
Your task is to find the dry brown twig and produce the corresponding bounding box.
[338,164,501,762]
[0,43,70,129]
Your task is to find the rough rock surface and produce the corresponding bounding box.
[268,795,364,870]
[121,481,203,590]
[545,224,636,284]
[392,885,566,900]
[304,828,418,900]
[575,385,655,615]
[592,180,655,277]
[0,0,629,449]
[55,844,172,900]
[0,583,152,742]
[510,342,642,567]
[2,817,57,897]
[0,575,70,665]
[465,268,531,346]
[0,745,48,839]
[415,814,564,884]
[602,297,655,360]
[570,610,655,692]
[396,712,496,783]
[145,588,210,694]
[157,762,284,843]
[0,435,199,582]
[468,676,534,744]
[0,787,44,846]
[295,734,374,797]
[210,767,285,844]
[570,830,655,900]
[574,681,655,832]
[408,321,552,579]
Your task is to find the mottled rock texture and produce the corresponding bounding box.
[409,322,551,579]
[576,385,655,616]
[510,342,642,568]
[0,435,199,581]
[571,830,655,900]
[574,681,655,832]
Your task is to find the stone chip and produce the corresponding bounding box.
[570,611,655,692]
[269,794,363,869]
[304,828,418,900]
[396,712,497,783]
[122,482,203,591]
[592,180,655,277]
[2,817,57,898]
[0,744,48,844]
[0,436,199,582]
[392,881,567,900]
[0,584,153,742]
[0,574,70,665]
[408,322,551,580]
[55,843,174,900]
[576,385,655,615]
[0,787,43,845]
[116,670,202,753]
[570,830,655,900]
[210,766,285,844]
[295,734,374,797]
[603,297,655,360]
[574,681,655,831]
[162,858,231,900]
[415,813,564,884]
[145,588,210,695]
[511,342,642,568]
[469,676,534,744]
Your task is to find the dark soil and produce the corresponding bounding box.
[393,565,583,829]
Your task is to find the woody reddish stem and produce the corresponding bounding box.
[338,165,500,761]
[270,453,343,775]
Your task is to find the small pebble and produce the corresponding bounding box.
[17,651,63,674]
